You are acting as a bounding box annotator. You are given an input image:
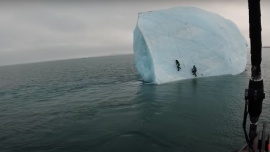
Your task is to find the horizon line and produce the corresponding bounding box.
[0,53,133,67]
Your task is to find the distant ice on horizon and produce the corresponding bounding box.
[133,7,248,84]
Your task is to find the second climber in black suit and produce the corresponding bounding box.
[175,60,181,71]
[192,65,197,77]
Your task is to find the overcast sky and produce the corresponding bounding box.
[0,0,269,66]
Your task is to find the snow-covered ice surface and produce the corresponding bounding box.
[133,7,247,84]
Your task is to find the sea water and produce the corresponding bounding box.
[0,49,270,152]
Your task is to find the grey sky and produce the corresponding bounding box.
[0,0,269,66]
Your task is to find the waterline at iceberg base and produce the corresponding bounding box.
[133,7,247,84]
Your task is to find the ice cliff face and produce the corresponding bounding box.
[133,7,247,84]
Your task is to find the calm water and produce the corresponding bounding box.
[1,49,270,152]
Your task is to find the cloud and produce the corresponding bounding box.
[0,0,269,66]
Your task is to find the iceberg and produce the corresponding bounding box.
[133,7,247,84]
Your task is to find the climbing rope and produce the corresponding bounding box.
[172,31,185,67]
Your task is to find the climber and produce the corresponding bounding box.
[192,65,197,77]
[175,60,181,71]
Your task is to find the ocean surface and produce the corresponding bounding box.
[1,49,270,152]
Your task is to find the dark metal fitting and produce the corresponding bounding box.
[245,88,265,101]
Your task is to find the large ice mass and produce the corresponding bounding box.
[133,7,247,84]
